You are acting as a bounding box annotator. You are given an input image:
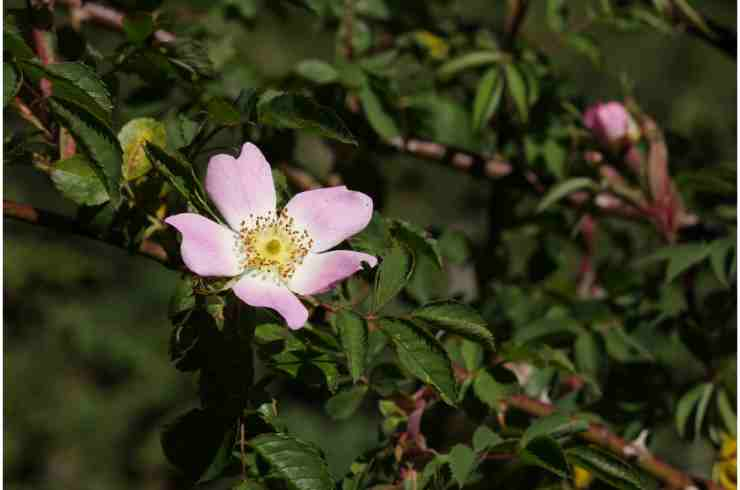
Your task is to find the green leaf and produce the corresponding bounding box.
[47,97,122,206]
[574,331,605,382]
[449,444,477,488]
[693,382,714,438]
[537,178,597,212]
[378,318,458,404]
[4,62,20,106]
[565,33,601,66]
[373,244,413,312]
[250,433,334,490]
[4,25,35,60]
[520,413,589,448]
[664,243,711,284]
[50,155,110,206]
[207,96,242,126]
[566,445,646,490]
[673,0,714,37]
[709,238,735,287]
[295,59,338,84]
[546,0,569,31]
[716,388,737,437]
[349,212,392,256]
[412,301,495,352]
[519,436,570,478]
[119,117,167,180]
[437,50,504,81]
[473,426,502,453]
[165,39,216,80]
[335,310,367,383]
[503,63,529,123]
[390,219,443,268]
[472,67,504,131]
[473,366,519,408]
[325,384,368,420]
[438,229,471,264]
[166,112,201,150]
[259,93,357,145]
[357,85,401,141]
[123,12,154,44]
[44,62,114,118]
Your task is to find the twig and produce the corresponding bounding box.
[504,0,530,48]
[4,200,170,266]
[62,0,175,43]
[506,394,722,490]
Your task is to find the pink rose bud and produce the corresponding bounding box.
[583,101,639,149]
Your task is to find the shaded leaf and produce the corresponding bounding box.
[537,178,597,212]
[296,59,338,84]
[325,384,368,420]
[519,436,570,478]
[566,445,646,490]
[259,93,357,145]
[503,63,529,123]
[358,84,400,141]
[50,155,110,206]
[437,50,504,81]
[335,309,367,383]
[4,62,20,107]
[373,244,413,312]
[412,301,495,352]
[473,426,502,453]
[449,444,476,488]
[520,413,589,448]
[472,67,504,131]
[378,318,458,404]
[250,433,334,490]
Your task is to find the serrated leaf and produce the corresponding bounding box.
[335,310,367,383]
[119,117,167,180]
[519,436,570,478]
[4,62,21,106]
[296,59,338,84]
[503,63,529,123]
[166,112,201,150]
[378,318,457,404]
[472,67,504,131]
[449,444,477,488]
[325,384,368,420]
[391,219,443,268]
[259,93,356,145]
[357,84,400,141]
[537,178,597,212]
[473,426,502,453]
[44,62,114,118]
[50,155,110,206]
[165,39,215,80]
[373,244,413,312]
[47,97,122,206]
[412,301,494,352]
[566,446,646,490]
[250,433,334,490]
[520,413,589,448]
[437,51,504,81]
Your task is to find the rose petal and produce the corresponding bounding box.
[284,186,373,252]
[165,213,241,277]
[289,250,377,295]
[232,275,308,329]
[205,142,276,230]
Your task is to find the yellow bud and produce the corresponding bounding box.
[574,466,594,489]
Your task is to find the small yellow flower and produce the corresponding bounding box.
[574,466,594,489]
[413,31,449,60]
[714,434,737,490]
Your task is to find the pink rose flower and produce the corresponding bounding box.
[583,101,639,149]
[165,143,377,329]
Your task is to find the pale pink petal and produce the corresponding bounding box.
[232,275,308,329]
[205,143,276,230]
[284,186,373,252]
[289,250,377,295]
[165,213,241,277]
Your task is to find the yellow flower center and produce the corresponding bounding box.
[236,210,313,283]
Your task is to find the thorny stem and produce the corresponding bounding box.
[506,395,722,490]
[4,199,171,266]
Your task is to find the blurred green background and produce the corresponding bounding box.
[4,0,736,488]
